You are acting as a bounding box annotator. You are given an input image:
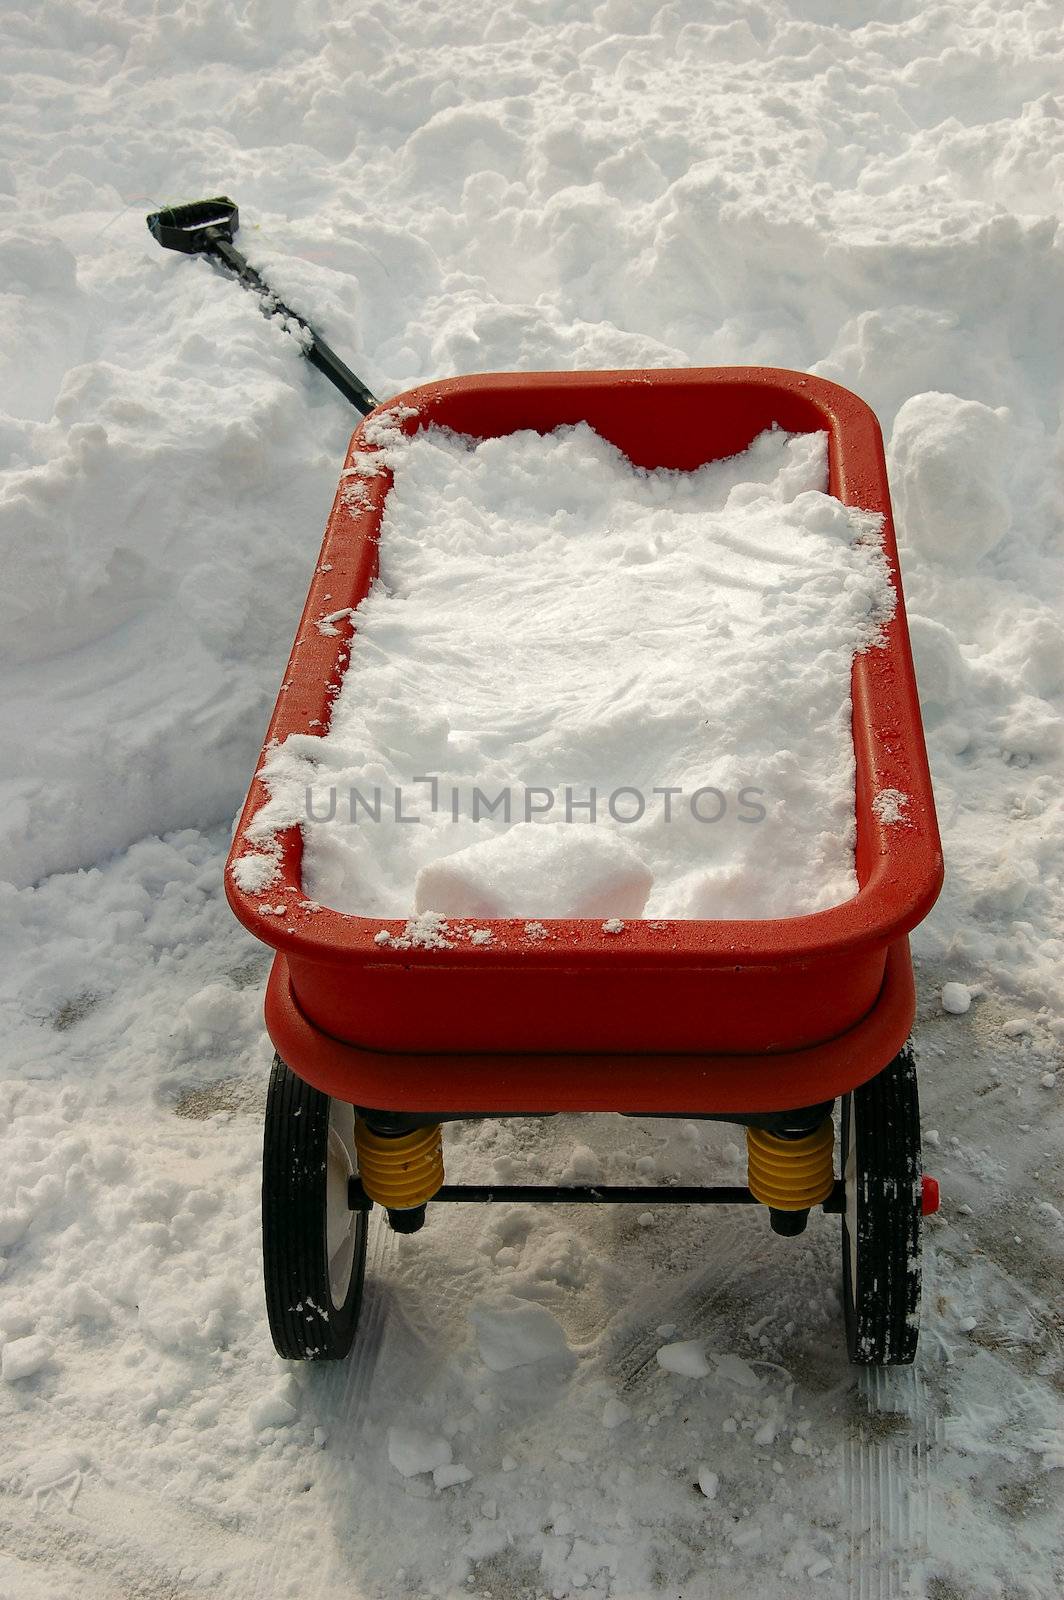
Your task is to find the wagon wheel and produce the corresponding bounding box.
[840,1044,922,1365]
[262,1055,368,1360]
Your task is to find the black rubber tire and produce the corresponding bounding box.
[841,1044,922,1365]
[262,1055,368,1360]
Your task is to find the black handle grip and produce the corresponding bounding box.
[147,197,238,254]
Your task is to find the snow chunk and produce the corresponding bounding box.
[316,607,356,637]
[1,1334,53,1381]
[0,1206,32,1248]
[433,1462,473,1489]
[711,1353,760,1388]
[872,788,909,825]
[470,1296,570,1371]
[414,824,653,921]
[249,1391,298,1433]
[388,1426,452,1478]
[65,1283,111,1323]
[656,1340,711,1377]
[230,851,281,894]
[602,1398,631,1429]
[374,912,453,950]
[697,1466,720,1499]
[562,1143,600,1183]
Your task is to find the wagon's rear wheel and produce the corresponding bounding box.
[840,1044,922,1365]
[262,1055,368,1360]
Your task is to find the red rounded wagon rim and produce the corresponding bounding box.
[263,940,917,1115]
[226,366,943,968]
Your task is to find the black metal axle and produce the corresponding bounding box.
[349,1177,845,1215]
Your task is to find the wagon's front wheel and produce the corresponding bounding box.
[840,1044,922,1365]
[262,1055,368,1360]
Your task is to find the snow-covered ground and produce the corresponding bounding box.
[1,1,1063,1597]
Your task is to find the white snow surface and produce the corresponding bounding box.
[2,2,1064,1598]
[247,423,895,920]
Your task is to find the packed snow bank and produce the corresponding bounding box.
[0,290,352,889]
[246,422,894,919]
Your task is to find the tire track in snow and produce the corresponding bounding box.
[843,1364,944,1600]
[238,1218,396,1600]
[0,1475,261,1599]
[610,1209,759,1390]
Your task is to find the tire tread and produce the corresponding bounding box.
[262,1055,366,1360]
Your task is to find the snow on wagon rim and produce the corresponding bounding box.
[225,367,943,968]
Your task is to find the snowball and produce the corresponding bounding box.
[941,982,972,1015]
[656,1340,711,1377]
[388,1426,453,1477]
[889,392,1012,564]
[470,1297,570,1371]
[1,1334,53,1381]
[414,824,653,920]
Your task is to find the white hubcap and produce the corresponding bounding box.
[325,1101,358,1309]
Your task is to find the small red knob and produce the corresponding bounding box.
[920,1175,940,1216]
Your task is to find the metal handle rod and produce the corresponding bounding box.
[208,232,380,416]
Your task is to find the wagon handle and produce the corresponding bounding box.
[146,197,380,417]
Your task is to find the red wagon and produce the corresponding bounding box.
[226,367,943,1367]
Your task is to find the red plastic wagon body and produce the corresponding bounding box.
[226,368,942,1116]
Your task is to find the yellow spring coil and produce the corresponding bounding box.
[354,1119,444,1210]
[746,1120,834,1211]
